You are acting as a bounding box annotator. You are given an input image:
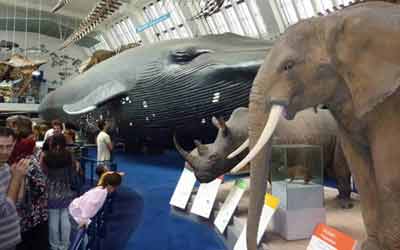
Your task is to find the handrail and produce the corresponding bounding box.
[68,228,87,250]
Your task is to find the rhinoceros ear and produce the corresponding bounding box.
[194,140,208,155]
[212,116,228,136]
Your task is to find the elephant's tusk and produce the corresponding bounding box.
[230,105,284,173]
[227,139,249,159]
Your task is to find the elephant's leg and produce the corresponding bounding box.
[339,133,380,250]
[370,129,400,249]
[333,140,353,209]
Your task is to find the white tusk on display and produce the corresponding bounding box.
[227,139,249,159]
[230,105,284,173]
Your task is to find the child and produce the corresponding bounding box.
[69,171,123,249]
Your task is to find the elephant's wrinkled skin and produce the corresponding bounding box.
[174,107,352,208]
[238,3,400,250]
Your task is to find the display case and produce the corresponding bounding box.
[271,144,324,185]
[270,144,326,240]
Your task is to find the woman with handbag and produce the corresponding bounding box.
[43,134,79,250]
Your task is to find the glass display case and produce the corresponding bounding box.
[271,144,323,185]
[270,144,324,210]
[270,144,326,240]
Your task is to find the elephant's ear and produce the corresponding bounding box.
[327,13,400,119]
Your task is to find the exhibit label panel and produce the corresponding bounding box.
[169,167,197,209]
[190,176,223,218]
[234,194,280,250]
[307,224,357,250]
[214,179,249,233]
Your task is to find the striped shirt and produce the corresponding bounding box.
[0,164,21,249]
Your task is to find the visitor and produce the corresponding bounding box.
[96,120,113,168]
[14,156,49,250]
[69,171,123,250]
[6,116,49,250]
[63,122,76,146]
[6,115,36,165]
[43,134,78,250]
[0,127,30,250]
[42,120,63,151]
[64,122,82,183]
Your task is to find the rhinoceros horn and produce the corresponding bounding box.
[212,116,228,136]
[173,135,196,171]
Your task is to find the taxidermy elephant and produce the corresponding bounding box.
[174,107,352,208]
[231,3,400,250]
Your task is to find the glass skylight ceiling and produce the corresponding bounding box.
[89,0,353,51]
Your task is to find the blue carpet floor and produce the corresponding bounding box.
[89,150,227,250]
[86,149,353,250]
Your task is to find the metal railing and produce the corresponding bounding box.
[79,157,117,186]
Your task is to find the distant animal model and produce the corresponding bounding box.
[280,165,312,184]
[79,42,141,73]
[0,54,46,97]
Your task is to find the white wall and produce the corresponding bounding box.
[0,31,89,89]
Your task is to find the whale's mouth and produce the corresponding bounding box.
[61,80,127,116]
[64,105,96,115]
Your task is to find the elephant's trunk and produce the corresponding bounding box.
[173,135,196,171]
[246,83,271,250]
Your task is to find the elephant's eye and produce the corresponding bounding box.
[282,61,295,71]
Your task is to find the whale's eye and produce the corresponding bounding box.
[170,48,211,63]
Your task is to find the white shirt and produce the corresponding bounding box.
[69,186,108,225]
[96,131,111,162]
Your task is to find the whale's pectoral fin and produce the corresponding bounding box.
[63,80,127,115]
